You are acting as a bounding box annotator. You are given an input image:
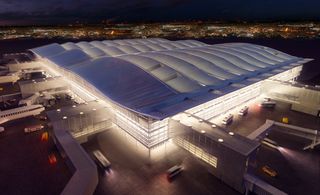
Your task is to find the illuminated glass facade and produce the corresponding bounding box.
[30,39,310,148]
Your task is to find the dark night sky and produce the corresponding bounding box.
[0,0,320,25]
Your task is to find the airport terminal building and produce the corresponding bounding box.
[30,38,311,148]
[28,38,313,193]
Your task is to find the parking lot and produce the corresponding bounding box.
[250,129,320,195]
[215,98,320,137]
[218,98,320,195]
[0,116,72,195]
[82,127,240,195]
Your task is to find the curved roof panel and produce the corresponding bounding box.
[196,47,259,71]
[82,47,106,58]
[214,44,279,65]
[118,54,202,93]
[31,39,307,119]
[69,57,176,111]
[117,45,141,54]
[181,49,250,75]
[61,42,81,50]
[207,46,270,68]
[31,43,65,58]
[76,42,94,50]
[93,45,126,56]
[102,40,120,46]
[90,41,108,48]
[141,52,222,86]
[47,49,91,68]
[160,50,235,80]
[129,44,153,52]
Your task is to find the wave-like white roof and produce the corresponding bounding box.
[30,38,309,119]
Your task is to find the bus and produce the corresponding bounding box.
[238,106,249,116]
[24,124,44,133]
[222,114,233,125]
[93,150,111,169]
[260,98,276,108]
[167,165,183,180]
[262,165,278,177]
[260,101,276,108]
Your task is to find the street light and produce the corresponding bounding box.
[218,138,224,143]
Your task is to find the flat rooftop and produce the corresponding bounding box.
[172,113,260,156]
